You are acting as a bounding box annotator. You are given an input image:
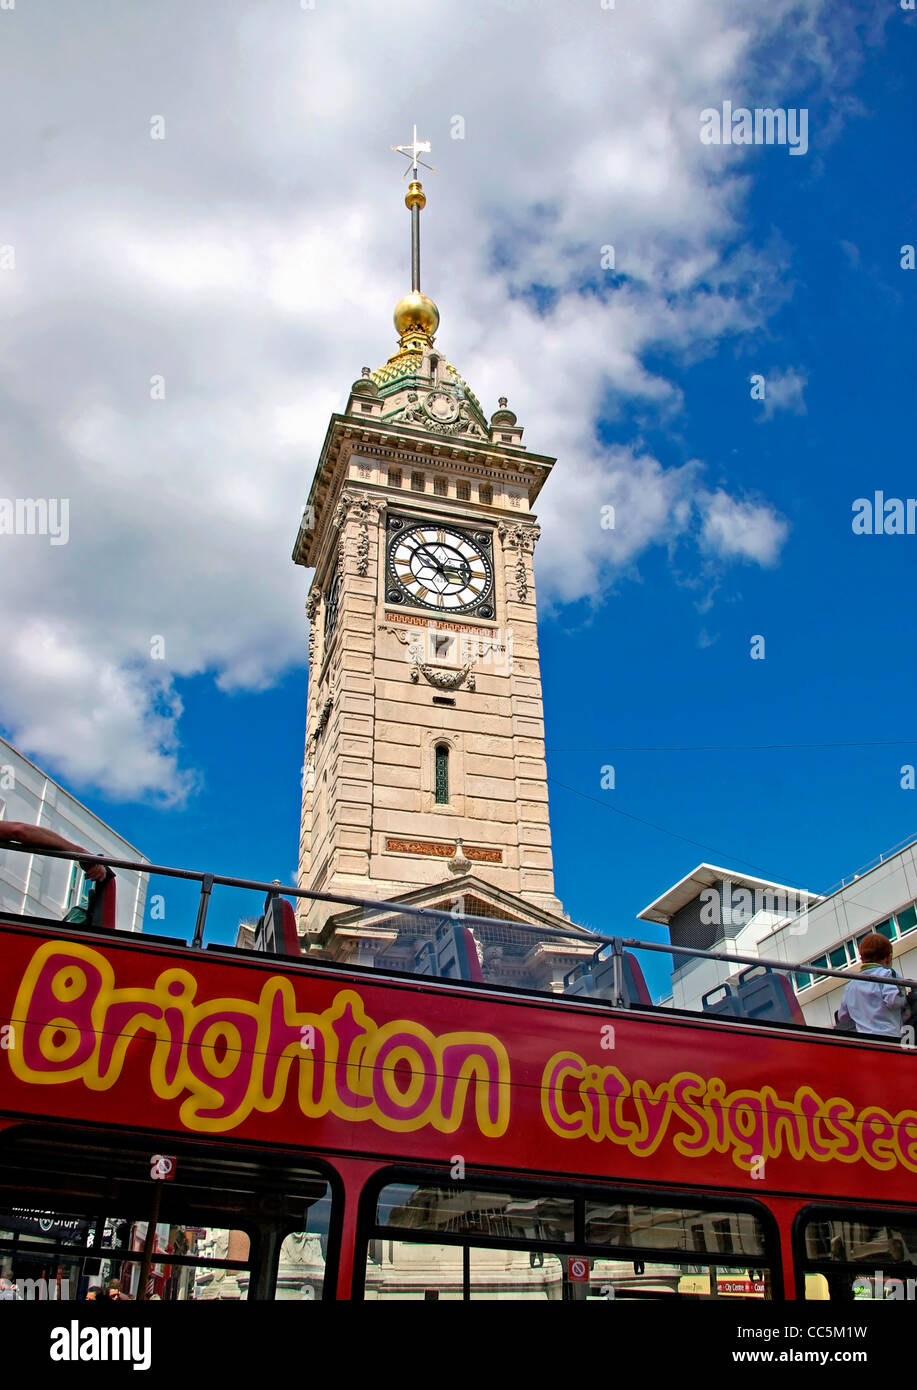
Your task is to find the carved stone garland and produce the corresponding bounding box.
[307,693,334,759]
[305,589,320,668]
[378,622,519,693]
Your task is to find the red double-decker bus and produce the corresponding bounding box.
[1,847,915,1303]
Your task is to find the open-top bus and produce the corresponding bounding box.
[0,845,914,1303]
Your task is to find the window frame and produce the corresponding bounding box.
[0,1126,342,1301]
[354,1166,782,1300]
[434,744,449,805]
[793,1201,917,1299]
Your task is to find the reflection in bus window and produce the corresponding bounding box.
[367,1183,773,1301]
[365,1242,467,1301]
[275,1229,327,1301]
[802,1210,917,1300]
[583,1203,766,1262]
[380,1184,574,1243]
[363,1243,771,1301]
[273,1185,332,1300]
[0,1208,96,1245]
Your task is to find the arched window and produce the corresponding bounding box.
[434,744,449,805]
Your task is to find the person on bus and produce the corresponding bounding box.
[836,932,906,1038]
[0,821,107,883]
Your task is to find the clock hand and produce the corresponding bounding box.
[414,544,444,571]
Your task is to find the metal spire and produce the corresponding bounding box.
[392,126,437,292]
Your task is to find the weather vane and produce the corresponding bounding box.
[391,124,437,179]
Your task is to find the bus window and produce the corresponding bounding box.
[379,1184,575,1244]
[275,1196,333,1303]
[0,1130,334,1300]
[584,1202,766,1263]
[365,1242,467,1301]
[799,1207,917,1299]
[363,1178,775,1300]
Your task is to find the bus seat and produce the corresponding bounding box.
[734,964,805,1025]
[86,870,117,931]
[253,894,300,956]
[623,952,652,1006]
[564,950,651,1007]
[701,983,744,1018]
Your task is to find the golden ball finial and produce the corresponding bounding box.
[405,180,426,211]
[394,290,439,347]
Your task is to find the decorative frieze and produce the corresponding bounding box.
[385,836,503,863]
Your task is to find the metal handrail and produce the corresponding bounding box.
[2,842,915,991]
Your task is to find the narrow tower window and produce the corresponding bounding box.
[411,471,426,492]
[479,483,493,505]
[456,480,470,501]
[388,468,402,488]
[434,476,448,497]
[434,744,449,805]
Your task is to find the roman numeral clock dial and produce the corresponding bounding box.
[386,519,495,618]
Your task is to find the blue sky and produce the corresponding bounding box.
[1,2,915,984]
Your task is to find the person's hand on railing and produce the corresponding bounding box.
[0,820,106,880]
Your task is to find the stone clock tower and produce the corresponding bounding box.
[291,137,593,989]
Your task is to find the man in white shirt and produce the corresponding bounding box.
[837,932,906,1037]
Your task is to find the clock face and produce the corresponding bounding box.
[387,522,494,614]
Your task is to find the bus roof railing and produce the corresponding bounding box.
[2,842,916,993]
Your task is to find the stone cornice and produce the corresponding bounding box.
[293,415,555,570]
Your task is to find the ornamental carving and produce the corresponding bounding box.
[378,623,478,692]
[332,491,385,578]
[416,662,476,691]
[497,521,541,552]
[307,694,334,755]
[356,525,370,577]
[305,590,321,666]
[498,522,541,603]
[393,393,488,441]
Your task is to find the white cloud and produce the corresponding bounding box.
[0,0,861,800]
[698,490,790,566]
[757,366,809,420]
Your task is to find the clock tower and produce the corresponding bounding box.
[292,138,593,986]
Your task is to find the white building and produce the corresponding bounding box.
[761,837,917,1028]
[0,735,147,933]
[640,837,917,1027]
[639,864,821,1012]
